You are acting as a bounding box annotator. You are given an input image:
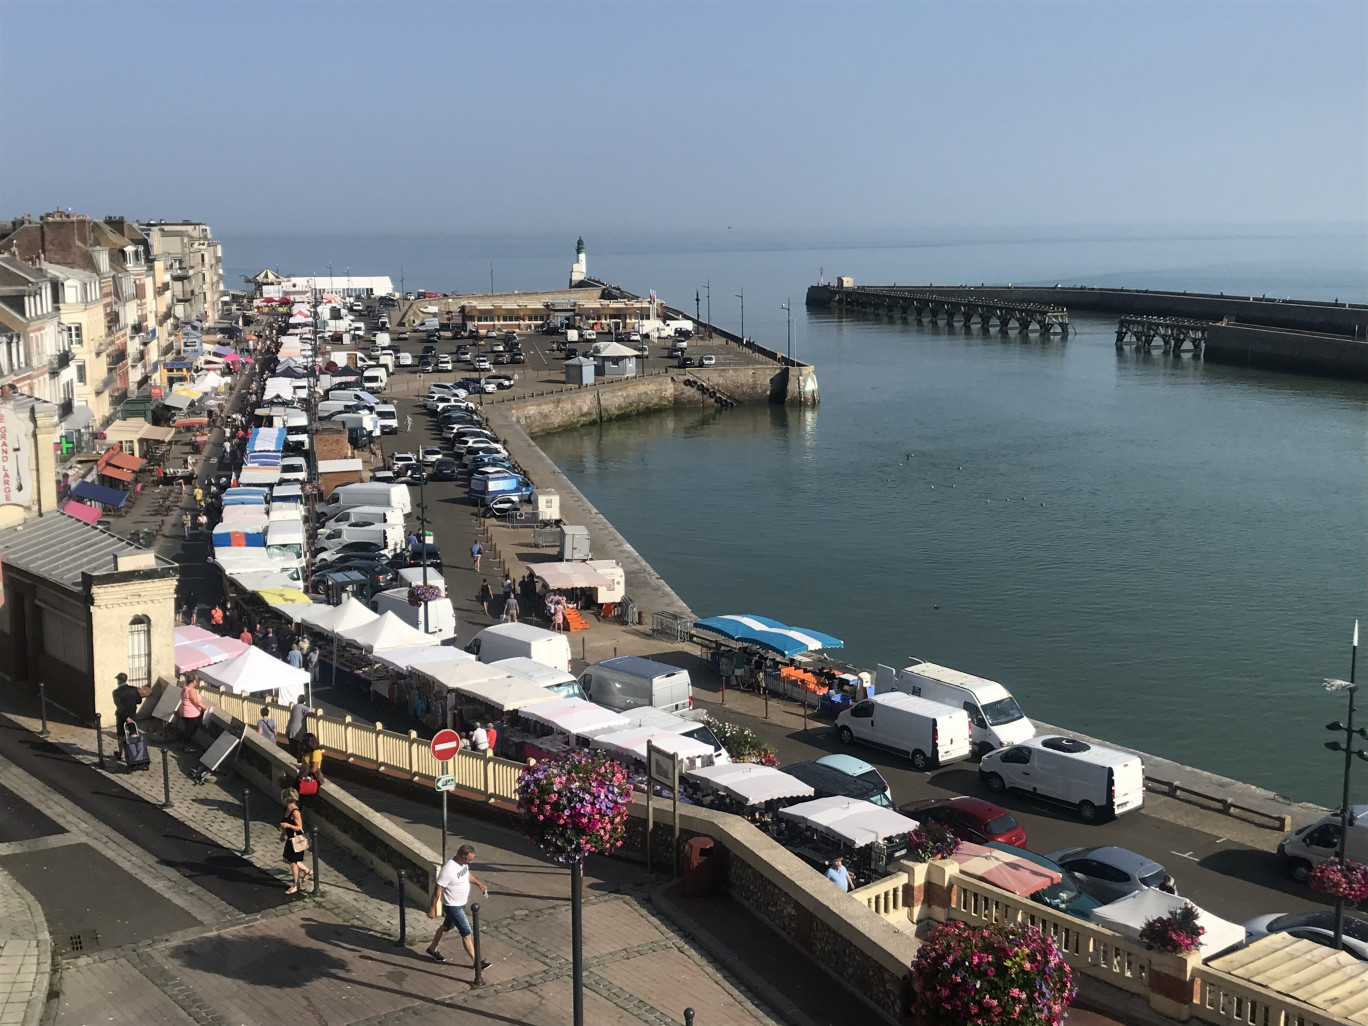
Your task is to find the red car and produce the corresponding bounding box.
[898,796,1027,848]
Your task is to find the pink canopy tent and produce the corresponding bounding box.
[946,842,1062,897]
[174,625,249,674]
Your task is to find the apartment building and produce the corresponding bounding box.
[0,255,73,415]
[138,220,223,325]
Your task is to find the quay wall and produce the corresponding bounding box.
[1203,322,1368,381]
[805,283,1368,337]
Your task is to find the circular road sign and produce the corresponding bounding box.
[430,729,462,762]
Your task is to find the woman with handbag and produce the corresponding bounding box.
[279,787,312,894]
[296,733,324,808]
[178,677,208,747]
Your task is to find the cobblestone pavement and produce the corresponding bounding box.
[0,866,47,1026]
[1,708,783,1026]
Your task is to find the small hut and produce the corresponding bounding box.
[564,357,596,386]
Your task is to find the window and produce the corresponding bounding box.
[75,361,86,385]
[999,746,1032,765]
[63,323,82,348]
[127,615,151,688]
[849,701,874,719]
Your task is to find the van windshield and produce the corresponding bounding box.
[981,696,1026,726]
[548,681,585,700]
[684,725,723,753]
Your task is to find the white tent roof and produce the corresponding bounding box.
[418,660,513,690]
[373,645,476,673]
[533,562,613,590]
[519,698,629,739]
[343,611,438,652]
[686,764,815,805]
[1090,890,1246,960]
[197,645,309,704]
[298,596,379,634]
[590,728,716,769]
[778,796,913,847]
[452,675,560,712]
[580,706,697,739]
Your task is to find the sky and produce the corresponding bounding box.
[0,0,1364,237]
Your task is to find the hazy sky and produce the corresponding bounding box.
[1,0,1363,236]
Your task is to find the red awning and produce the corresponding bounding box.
[108,452,145,472]
[101,465,134,482]
[173,418,208,427]
[61,501,102,524]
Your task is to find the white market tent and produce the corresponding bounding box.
[1090,890,1246,960]
[451,676,559,713]
[778,796,914,847]
[533,562,613,590]
[297,597,379,635]
[343,612,438,652]
[589,728,717,771]
[685,763,815,805]
[417,660,513,691]
[519,698,629,740]
[197,645,309,704]
[373,645,475,673]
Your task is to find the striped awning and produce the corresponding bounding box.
[692,614,843,657]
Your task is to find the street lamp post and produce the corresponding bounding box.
[781,298,792,360]
[735,287,744,344]
[1324,620,1367,951]
[699,280,711,338]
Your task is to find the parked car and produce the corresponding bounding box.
[490,340,505,353]
[565,347,578,360]
[700,354,716,366]
[456,346,472,362]
[397,351,414,367]
[405,542,442,568]
[473,356,492,371]
[627,332,641,343]
[582,329,597,341]
[481,493,523,516]
[318,560,396,592]
[485,374,514,390]
[677,356,696,367]
[314,540,387,560]
[1042,846,1172,905]
[899,796,1027,847]
[1241,910,1368,961]
[983,842,1103,921]
[510,351,525,363]
[391,451,417,471]
[419,446,443,465]
[278,457,309,483]
[815,754,891,801]
[418,357,434,372]
[431,457,460,481]
[437,355,453,371]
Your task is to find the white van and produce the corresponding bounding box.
[317,482,412,517]
[265,520,307,562]
[492,657,584,699]
[877,660,1035,759]
[377,314,390,330]
[419,316,440,331]
[979,735,1145,823]
[284,408,310,451]
[214,547,302,578]
[327,389,379,407]
[835,692,971,771]
[371,588,456,642]
[314,523,404,555]
[397,566,445,595]
[322,505,404,528]
[362,366,388,392]
[374,331,392,349]
[466,623,572,673]
[375,404,399,435]
[578,657,693,716]
[1278,806,1368,883]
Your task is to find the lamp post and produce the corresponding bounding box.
[1324,620,1366,951]
[735,286,744,344]
[781,298,792,360]
[699,280,711,338]
[416,464,431,634]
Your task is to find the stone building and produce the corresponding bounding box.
[138,220,223,324]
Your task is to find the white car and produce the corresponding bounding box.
[419,446,443,466]
[627,332,641,343]
[279,457,309,483]
[397,352,414,367]
[473,356,492,371]
[391,451,417,471]
[700,354,716,366]
[437,355,453,371]
[582,329,597,341]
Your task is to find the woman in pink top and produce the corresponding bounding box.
[179,677,207,745]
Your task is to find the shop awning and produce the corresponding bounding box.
[685,764,815,805]
[60,501,102,524]
[108,452,146,472]
[100,465,135,482]
[142,425,176,442]
[70,480,127,508]
[159,392,195,410]
[103,420,150,444]
[692,615,844,657]
[373,646,475,673]
[249,427,285,453]
[173,418,208,427]
[533,562,613,590]
[778,796,913,848]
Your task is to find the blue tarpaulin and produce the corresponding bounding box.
[692,615,843,657]
[212,527,265,547]
[71,480,128,509]
[245,452,282,467]
[222,487,268,506]
[248,427,285,453]
[165,360,194,369]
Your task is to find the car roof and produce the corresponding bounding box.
[1067,846,1164,875]
[907,796,1007,821]
[815,753,882,778]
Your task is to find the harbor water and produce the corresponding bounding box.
[224,228,1368,805]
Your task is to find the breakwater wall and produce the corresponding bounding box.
[1204,322,1368,380]
[806,283,1367,337]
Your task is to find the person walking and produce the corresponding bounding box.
[502,593,519,623]
[257,705,278,745]
[279,787,313,894]
[178,677,207,746]
[500,573,513,601]
[405,414,413,433]
[286,697,309,758]
[285,642,304,670]
[210,604,224,628]
[478,579,493,616]
[426,845,490,969]
[112,672,151,746]
[470,540,482,572]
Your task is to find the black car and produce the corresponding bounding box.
[405,542,442,568]
[421,344,437,355]
[432,457,460,480]
[677,356,695,367]
[418,358,434,372]
[316,540,386,559]
[510,351,525,364]
[426,331,440,341]
[565,347,578,360]
[316,561,396,592]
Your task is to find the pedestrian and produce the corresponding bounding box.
[469,722,489,752]
[297,732,324,801]
[285,642,304,670]
[551,597,565,633]
[112,672,151,745]
[478,578,493,616]
[285,697,308,756]
[306,648,319,692]
[502,593,519,623]
[278,787,313,894]
[193,485,204,508]
[261,626,277,657]
[405,414,413,432]
[426,845,490,969]
[178,677,207,746]
[257,705,277,745]
[470,540,482,572]
[825,855,852,892]
[239,625,254,646]
[501,573,513,600]
[408,530,419,551]
[485,720,500,756]
[210,605,224,628]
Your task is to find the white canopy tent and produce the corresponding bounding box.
[451,676,560,713]
[532,562,613,590]
[518,698,629,740]
[589,728,717,771]
[197,645,309,705]
[343,612,439,652]
[685,763,815,805]
[373,645,475,673]
[297,597,379,635]
[1090,890,1246,960]
[778,796,914,847]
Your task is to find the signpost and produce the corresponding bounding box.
[644,742,681,877]
[431,730,461,863]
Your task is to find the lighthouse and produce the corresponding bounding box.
[569,236,587,286]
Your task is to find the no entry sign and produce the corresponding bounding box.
[430,729,461,763]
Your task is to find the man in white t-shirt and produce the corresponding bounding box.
[426,845,490,969]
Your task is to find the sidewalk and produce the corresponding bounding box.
[0,866,47,1026]
[0,700,800,1026]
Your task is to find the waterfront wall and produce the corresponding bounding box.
[806,283,1368,337]
[1204,322,1368,381]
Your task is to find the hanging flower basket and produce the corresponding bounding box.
[906,821,961,862]
[1139,901,1205,954]
[1309,858,1368,904]
[516,750,633,864]
[407,583,442,606]
[911,920,1074,1025]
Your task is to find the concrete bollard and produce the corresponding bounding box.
[241,789,253,855]
[95,713,106,770]
[471,903,484,985]
[38,683,50,737]
[395,868,407,945]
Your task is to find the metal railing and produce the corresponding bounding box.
[47,351,71,374]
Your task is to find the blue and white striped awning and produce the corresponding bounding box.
[248,427,285,453]
[692,615,843,657]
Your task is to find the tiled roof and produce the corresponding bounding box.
[0,513,176,589]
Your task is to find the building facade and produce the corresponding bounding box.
[138,220,223,325]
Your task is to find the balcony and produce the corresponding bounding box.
[95,373,115,394]
[58,397,74,420]
[106,346,127,369]
[47,350,72,375]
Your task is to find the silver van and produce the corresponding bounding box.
[578,656,692,715]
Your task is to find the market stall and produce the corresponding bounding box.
[775,795,913,882]
[70,479,128,513]
[1090,889,1246,959]
[692,613,852,707]
[444,673,558,733]
[589,728,718,775]
[174,626,249,674]
[197,645,309,705]
[513,698,630,761]
[343,612,437,653]
[685,763,814,808]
